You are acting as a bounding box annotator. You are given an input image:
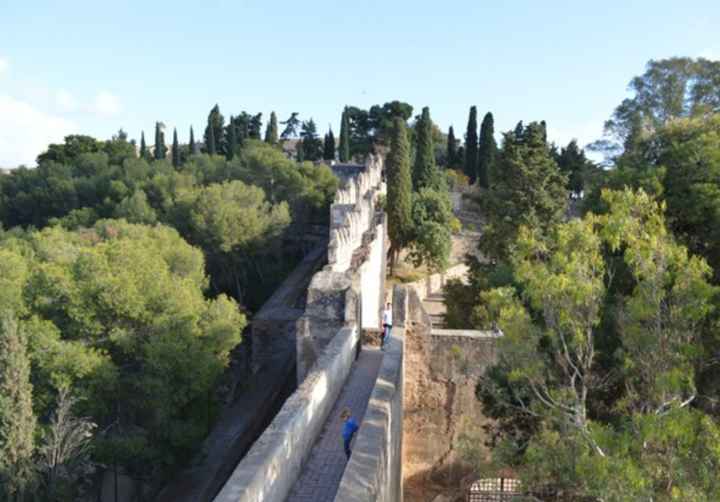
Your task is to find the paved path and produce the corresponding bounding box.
[286,347,383,502]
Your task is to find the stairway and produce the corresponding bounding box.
[423,293,446,329]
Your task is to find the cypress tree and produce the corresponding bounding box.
[227,116,238,160]
[339,107,351,162]
[413,106,437,190]
[207,119,217,155]
[265,111,279,144]
[447,126,457,168]
[296,139,305,162]
[172,128,180,167]
[323,127,336,161]
[477,112,497,188]
[514,121,524,138]
[204,104,224,155]
[0,314,36,499]
[464,106,479,183]
[139,131,147,160]
[189,126,196,155]
[154,122,166,160]
[386,117,413,272]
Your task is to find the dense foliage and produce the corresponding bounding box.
[454,57,720,501]
[0,221,246,499]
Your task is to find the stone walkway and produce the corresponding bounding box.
[286,347,383,502]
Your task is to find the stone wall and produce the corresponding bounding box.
[297,156,386,382]
[213,325,360,502]
[403,290,500,501]
[405,262,468,302]
[334,285,407,502]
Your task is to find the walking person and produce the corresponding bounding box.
[381,302,392,351]
[340,407,359,460]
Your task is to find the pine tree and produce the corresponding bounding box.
[478,112,497,188]
[0,315,36,499]
[413,106,438,190]
[447,126,457,168]
[479,121,567,262]
[172,128,180,167]
[339,107,351,162]
[386,117,413,271]
[227,116,238,160]
[464,106,479,183]
[265,111,279,145]
[323,127,336,161]
[154,122,166,160]
[300,119,321,161]
[189,126,196,155]
[139,131,148,160]
[204,104,224,155]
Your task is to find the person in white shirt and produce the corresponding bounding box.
[381,302,392,351]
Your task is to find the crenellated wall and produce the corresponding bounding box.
[212,155,388,502]
[297,156,387,382]
[327,155,385,272]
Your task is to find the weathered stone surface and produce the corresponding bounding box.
[403,290,499,502]
[334,334,404,502]
[213,326,360,502]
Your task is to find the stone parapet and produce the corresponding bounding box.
[213,325,360,502]
[334,285,408,502]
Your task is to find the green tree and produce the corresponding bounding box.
[475,189,718,499]
[478,111,497,188]
[339,107,351,162]
[300,119,322,161]
[323,128,335,161]
[464,106,479,183]
[386,117,413,271]
[172,128,180,167]
[0,314,36,500]
[139,131,148,161]
[413,106,439,190]
[38,135,102,165]
[265,111,279,145]
[189,126,196,155]
[556,139,593,196]
[280,112,301,139]
[204,104,225,155]
[595,57,720,158]
[447,126,457,168]
[479,121,567,262]
[154,122,167,160]
[114,190,158,224]
[227,117,238,160]
[407,188,455,271]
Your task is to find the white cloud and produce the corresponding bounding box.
[55,89,78,112]
[0,94,78,167]
[0,58,8,75]
[92,91,121,116]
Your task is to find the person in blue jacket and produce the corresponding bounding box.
[340,407,359,460]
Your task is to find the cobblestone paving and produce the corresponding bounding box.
[286,346,383,502]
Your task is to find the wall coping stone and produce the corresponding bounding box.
[213,325,359,502]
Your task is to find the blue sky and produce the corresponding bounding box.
[1,0,718,167]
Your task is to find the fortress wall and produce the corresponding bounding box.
[334,284,408,502]
[403,290,500,500]
[297,156,386,382]
[404,262,469,302]
[213,325,360,502]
